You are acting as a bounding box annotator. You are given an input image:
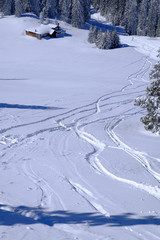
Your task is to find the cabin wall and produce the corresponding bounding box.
[25,31,41,39]
[26,31,37,38]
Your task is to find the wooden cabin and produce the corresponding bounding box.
[25,23,65,40]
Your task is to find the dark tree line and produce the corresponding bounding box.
[0,0,91,28]
[92,0,160,37]
[88,25,120,50]
[1,0,160,35]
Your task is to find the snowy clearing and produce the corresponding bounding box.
[0,14,160,240]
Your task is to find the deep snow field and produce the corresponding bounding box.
[0,12,160,240]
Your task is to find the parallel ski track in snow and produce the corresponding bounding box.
[22,161,65,209]
[0,52,159,239]
[68,56,160,201]
[1,56,159,201]
[73,56,160,201]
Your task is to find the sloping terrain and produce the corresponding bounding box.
[0,14,160,240]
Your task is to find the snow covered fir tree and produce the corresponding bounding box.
[88,26,120,50]
[0,0,91,29]
[135,49,160,134]
[92,0,160,37]
[0,0,160,35]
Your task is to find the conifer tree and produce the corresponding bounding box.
[45,0,56,18]
[147,0,159,37]
[3,0,13,15]
[21,0,32,13]
[15,0,22,17]
[137,0,150,36]
[58,0,63,15]
[107,0,119,25]
[92,0,100,11]
[122,0,138,35]
[135,49,160,134]
[111,29,120,48]
[99,0,106,16]
[88,25,99,45]
[88,27,120,50]
[157,10,160,37]
[102,30,112,49]
[88,25,95,43]
[92,25,98,43]
[118,0,126,24]
[95,28,103,49]
[40,9,44,23]
[71,0,85,28]
[0,0,3,11]
[60,0,71,23]
[83,0,91,22]
[92,0,160,37]
[30,0,40,16]
[2,0,160,35]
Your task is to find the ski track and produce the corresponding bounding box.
[48,127,120,216]
[106,117,160,182]
[22,161,65,209]
[1,51,160,239]
[75,56,160,202]
[66,178,110,217]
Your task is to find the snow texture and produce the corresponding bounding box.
[0,13,160,240]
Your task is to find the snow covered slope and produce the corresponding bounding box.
[0,15,160,240]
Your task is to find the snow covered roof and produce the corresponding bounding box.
[26,24,58,35]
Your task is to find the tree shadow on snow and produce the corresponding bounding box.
[0,204,160,227]
[21,13,39,19]
[84,7,127,36]
[86,19,127,36]
[0,78,28,81]
[119,43,130,48]
[44,33,72,40]
[0,103,63,111]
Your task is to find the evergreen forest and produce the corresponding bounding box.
[0,0,160,37]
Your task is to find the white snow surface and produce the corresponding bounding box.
[0,14,160,240]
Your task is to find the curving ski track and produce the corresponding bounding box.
[1,55,160,239]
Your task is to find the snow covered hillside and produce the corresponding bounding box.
[0,14,160,240]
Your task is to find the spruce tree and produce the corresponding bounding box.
[101,30,112,50]
[15,0,22,17]
[99,0,106,16]
[122,0,138,35]
[137,0,150,36]
[45,0,56,18]
[21,0,32,13]
[118,0,126,24]
[88,25,98,45]
[40,9,44,23]
[1,0,159,37]
[88,25,95,43]
[92,0,160,37]
[92,0,101,11]
[107,0,120,26]
[147,0,159,37]
[30,0,40,16]
[3,0,13,15]
[0,0,3,11]
[111,29,120,48]
[157,8,160,37]
[92,25,98,43]
[61,0,71,23]
[96,28,103,48]
[83,0,91,22]
[135,49,160,134]
[71,0,85,28]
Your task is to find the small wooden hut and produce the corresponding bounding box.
[25,23,65,39]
